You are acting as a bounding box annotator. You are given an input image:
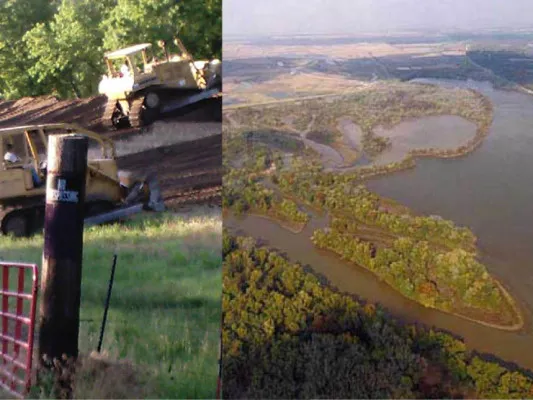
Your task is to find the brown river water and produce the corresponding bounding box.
[225,79,533,370]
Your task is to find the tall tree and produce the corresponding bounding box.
[24,0,109,98]
[0,0,56,98]
[101,0,221,59]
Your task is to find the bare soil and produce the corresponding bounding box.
[0,93,222,209]
[0,95,106,131]
[0,93,219,135]
[116,134,222,209]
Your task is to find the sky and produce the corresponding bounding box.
[223,0,533,37]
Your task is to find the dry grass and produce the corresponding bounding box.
[29,352,147,399]
[73,351,147,399]
[224,72,371,104]
[223,41,465,60]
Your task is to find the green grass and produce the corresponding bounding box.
[0,207,222,399]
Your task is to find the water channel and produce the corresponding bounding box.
[226,78,533,370]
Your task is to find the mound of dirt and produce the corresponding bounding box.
[0,94,220,138]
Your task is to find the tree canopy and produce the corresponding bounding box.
[222,234,533,399]
[0,0,221,99]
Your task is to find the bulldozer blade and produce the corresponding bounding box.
[84,204,144,227]
[124,182,145,205]
[145,173,165,212]
[84,174,165,228]
[160,88,220,114]
[122,173,165,212]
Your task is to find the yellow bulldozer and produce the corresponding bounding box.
[98,37,222,129]
[0,123,164,237]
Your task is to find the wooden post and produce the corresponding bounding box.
[39,134,88,364]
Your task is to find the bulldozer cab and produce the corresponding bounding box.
[1,127,48,181]
[2,131,32,167]
[104,43,156,78]
[100,40,210,95]
[100,43,162,99]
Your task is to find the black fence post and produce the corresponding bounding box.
[38,134,88,364]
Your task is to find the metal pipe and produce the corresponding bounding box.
[160,88,220,114]
[84,203,144,227]
[97,255,117,353]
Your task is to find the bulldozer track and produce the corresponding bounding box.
[0,202,44,237]
[102,99,117,129]
[0,199,117,237]
[129,96,145,128]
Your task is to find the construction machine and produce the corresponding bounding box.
[0,123,165,237]
[98,37,222,129]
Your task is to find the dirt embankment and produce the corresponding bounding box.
[0,93,219,135]
[116,134,222,209]
[0,95,107,131]
[0,94,223,208]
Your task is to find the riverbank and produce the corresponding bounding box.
[406,89,493,159]
[318,93,492,179]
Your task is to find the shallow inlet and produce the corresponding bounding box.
[372,115,477,165]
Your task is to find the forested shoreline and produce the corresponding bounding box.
[222,234,533,399]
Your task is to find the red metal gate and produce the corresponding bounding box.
[0,262,39,399]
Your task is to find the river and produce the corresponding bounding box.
[226,78,533,371]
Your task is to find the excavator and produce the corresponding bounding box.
[0,123,165,237]
[99,37,222,129]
